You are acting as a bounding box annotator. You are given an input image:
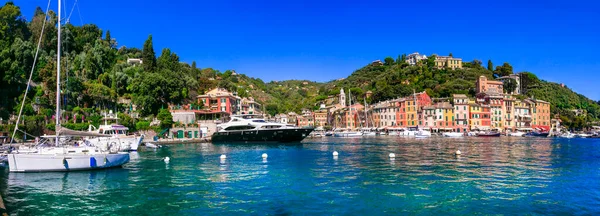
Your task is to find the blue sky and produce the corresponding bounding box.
[13,0,600,100]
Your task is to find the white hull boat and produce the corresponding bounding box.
[509,132,526,137]
[560,132,575,138]
[363,132,377,136]
[8,148,129,172]
[415,130,432,138]
[334,132,363,137]
[388,132,399,136]
[443,132,464,137]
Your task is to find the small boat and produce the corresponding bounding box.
[477,132,501,137]
[442,132,464,137]
[325,132,333,137]
[334,131,363,137]
[526,131,550,137]
[508,131,526,137]
[143,142,162,149]
[362,132,377,136]
[559,132,575,138]
[415,131,431,138]
[575,133,591,138]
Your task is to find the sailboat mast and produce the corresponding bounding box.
[56,0,62,145]
[364,97,368,128]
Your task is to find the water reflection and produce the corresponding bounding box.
[1,137,598,215]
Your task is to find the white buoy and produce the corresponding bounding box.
[220,154,227,159]
[163,157,170,163]
[389,153,396,158]
[262,153,268,159]
[333,151,339,156]
[455,150,462,155]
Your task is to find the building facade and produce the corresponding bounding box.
[453,94,470,132]
[434,56,463,69]
[476,76,504,94]
[197,88,241,115]
[406,52,428,65]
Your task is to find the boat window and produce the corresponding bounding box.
[253,120,266,123]
[224,125,256,131]
[262,125,281,129]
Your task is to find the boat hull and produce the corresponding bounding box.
[477,133,501,137]
[443,132,464,137]
[7,153,130,172]
[211,128,314,143]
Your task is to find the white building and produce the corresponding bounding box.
[406,52,427,65]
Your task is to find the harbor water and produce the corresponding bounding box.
[1,137,599,215]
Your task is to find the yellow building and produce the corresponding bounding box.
[314,108,328,127]
[403,99,418,127]
[434,55,463,70]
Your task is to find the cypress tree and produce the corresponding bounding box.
[142,35,157,72]
[487,60,493,71]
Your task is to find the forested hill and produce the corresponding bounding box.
[1,2,598,135]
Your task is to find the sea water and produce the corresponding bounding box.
[1,137,599,215]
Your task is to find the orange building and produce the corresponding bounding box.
[533,100,551,131]
[476,76,504,94]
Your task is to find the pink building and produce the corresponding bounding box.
[453,94,470,132]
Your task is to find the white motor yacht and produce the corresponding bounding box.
[87,114,144,151]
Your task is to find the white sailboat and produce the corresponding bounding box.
[334,89,362,137]
[8,1,129,172]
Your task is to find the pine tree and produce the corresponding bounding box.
[487,60,493,71]
[142,35,157,72]
[105,30,111,42]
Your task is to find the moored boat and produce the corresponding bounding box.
[443,132,464,137]
[211,115,313,143]
[476,131,501,137]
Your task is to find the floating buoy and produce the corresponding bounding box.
[333,151,339,156]
[262,153,268,159]
[455,150,462,155]
[389,153,396,158]
[164,157,170,163]
[220,154,227,160]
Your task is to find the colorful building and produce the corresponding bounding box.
[533,100,551,131]
[241,97,262,115]
[197,88,241,115]
[453,94,470,132]
[486,94,504,130]
[434,55,463,70]
[503,96,516,132]
[421,105,436,130]
[297,110,315,128]
[515,100,533,129]
[314,106,329,128]
[433,102,454,131]
[476,76,504,94]
[481,105,492,129]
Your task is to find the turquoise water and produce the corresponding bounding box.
[1,137,600,215]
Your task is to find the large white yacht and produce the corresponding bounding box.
[212,115,314,143]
